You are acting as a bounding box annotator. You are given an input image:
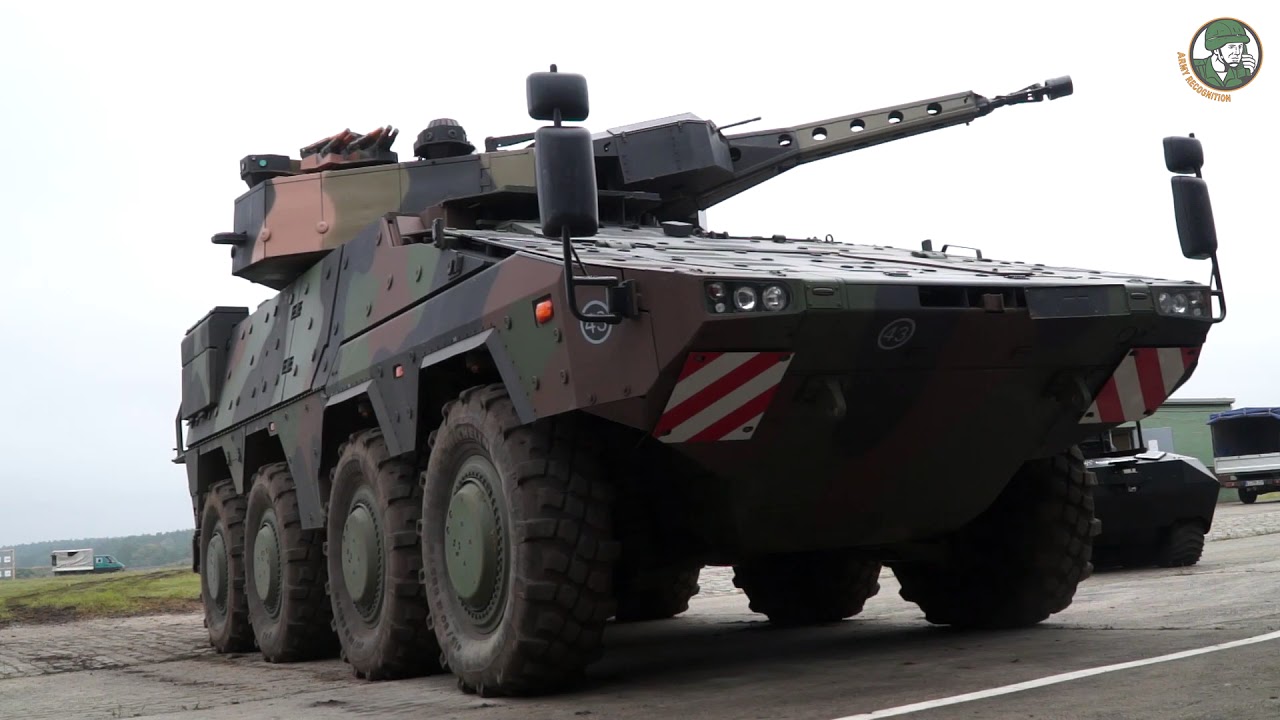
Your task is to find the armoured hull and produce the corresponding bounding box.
[496,228,1213,554]
[183,222,1213,553]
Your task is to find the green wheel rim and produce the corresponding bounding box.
[206,529,228,616]
[253,512,282,617]
[444,454,508,632]
[341,500,384,622]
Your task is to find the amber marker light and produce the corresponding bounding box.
[535,298,554,324]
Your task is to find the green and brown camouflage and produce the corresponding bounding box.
[176,69,1221,545]
[176,66,1229,694]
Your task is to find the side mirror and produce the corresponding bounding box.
[1044,76,1074,100]
[528,66,597,239]
[1163,135,1204,175]
[527,69,589,123]
[1160,133,1226,323]
[1170,175,1218,260]
[526,65,636,326]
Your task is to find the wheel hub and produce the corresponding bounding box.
[444,455,507,630]
[206,530,227,613]
[253,513,281,614]
[341,503,383,618]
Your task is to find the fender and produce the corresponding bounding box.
[322,327,534,465]
[216,432,247,493]
[420,328,536,424]
[293,328,533,529]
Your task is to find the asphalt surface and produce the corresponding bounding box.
[4,501,1280,719]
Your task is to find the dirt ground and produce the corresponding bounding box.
[3,501,1280,719]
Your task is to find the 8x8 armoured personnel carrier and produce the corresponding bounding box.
[175,66,1228,696]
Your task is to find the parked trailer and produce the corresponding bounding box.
[1208,407,1280,504]
[51,549,126,574]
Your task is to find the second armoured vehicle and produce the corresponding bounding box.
[1082,426,1221,568]
[175,66,1228,696]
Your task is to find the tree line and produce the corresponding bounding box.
[6,529,193,572]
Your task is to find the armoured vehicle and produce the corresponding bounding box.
[175,66,1228,696]
[1082,427,1220,568]
[1208,407,1280,503]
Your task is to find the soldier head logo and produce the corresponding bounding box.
[1189,18,1262,91]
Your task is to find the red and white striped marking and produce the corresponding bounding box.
[653,351,793,443]
[1080,346,1201,424]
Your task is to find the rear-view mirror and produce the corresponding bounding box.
[1163,135,1204,175]
[1170,175,1218,260]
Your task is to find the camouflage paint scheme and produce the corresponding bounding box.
[176,76,1218,561]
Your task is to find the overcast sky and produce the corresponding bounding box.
[1,2,1276,546]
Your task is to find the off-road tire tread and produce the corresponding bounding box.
[1156,521,1206,567]
[613,564,702,622]
[327,428,442,681]
[245,462,339,662]
[200,479,256,653]
[890,446,1098,629]
[732,551,882,625]
[423,383,619,697]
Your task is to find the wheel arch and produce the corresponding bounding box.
[321,329,525,474]
[186,444,232,506]
[241,427,287,490]
[1173,514,1213,534]
[303,329,529,529]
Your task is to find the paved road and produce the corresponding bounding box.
[3,501,1280,719]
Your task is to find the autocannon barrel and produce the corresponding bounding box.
[684,75,1073,213]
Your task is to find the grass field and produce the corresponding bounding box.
[0,567,201,626]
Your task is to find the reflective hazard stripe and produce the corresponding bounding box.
[654,352,793,443]
[1080,347,1200,424]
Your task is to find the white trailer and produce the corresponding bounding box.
[51,549,96,574]
[1209,407,1280,503]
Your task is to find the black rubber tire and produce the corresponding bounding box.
[611,490,701,622]
[1239,488,1258,504]
[731,550,882,625]
[613,563,702,622]
[245,462,340,662]
[421,383,619,697]
[1155,521,1206,567]
[326,428,442,680]
[889,446,1100,629]
[199,479,255,653]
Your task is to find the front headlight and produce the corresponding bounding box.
[704,281,794,314]
[761,285,789,311]
[733,286,758,311]
[1154,286,1210,318]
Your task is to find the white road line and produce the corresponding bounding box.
[830,628,1280,719]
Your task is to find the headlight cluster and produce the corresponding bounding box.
[1153,286,1211,319]
[706,281,791,314]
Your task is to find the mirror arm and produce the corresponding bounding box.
[561,226,631,325]
[1208,252,1227,324]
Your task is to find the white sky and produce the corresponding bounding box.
[1,1,1276,545]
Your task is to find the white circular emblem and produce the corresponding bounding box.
[877,318,916,350]
[579,300,613,345]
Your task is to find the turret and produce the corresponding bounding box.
[214,73,1075,290]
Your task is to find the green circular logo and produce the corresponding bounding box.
[1189,18,1263,91]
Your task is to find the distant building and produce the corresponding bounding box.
[0,548,14,580]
